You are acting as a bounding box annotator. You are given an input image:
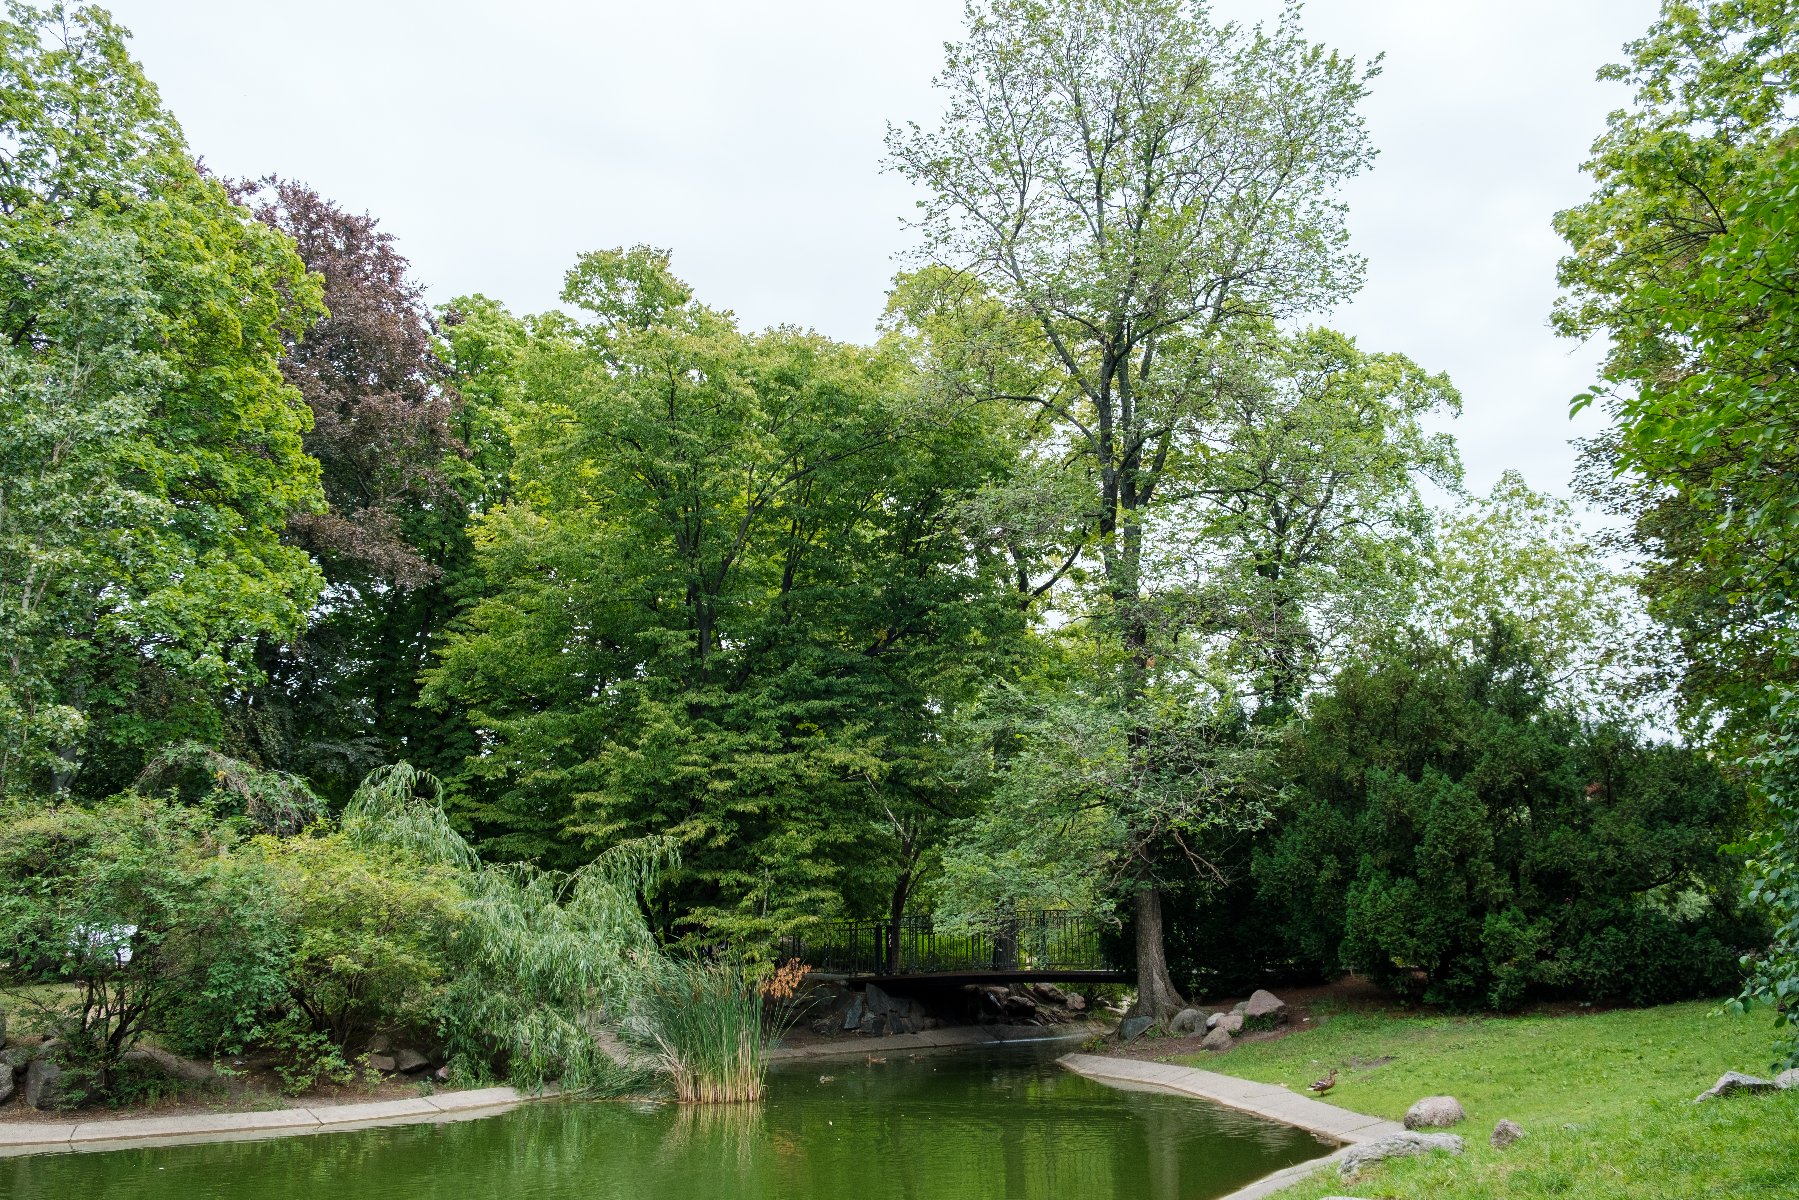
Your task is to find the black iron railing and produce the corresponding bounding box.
[777,911,1114,976]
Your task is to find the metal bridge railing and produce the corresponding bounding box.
[776,911,1113,976]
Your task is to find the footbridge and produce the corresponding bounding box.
[778,912,1127,987]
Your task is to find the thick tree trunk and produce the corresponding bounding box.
[885,871,911,974]
[1129,886,1186,1021]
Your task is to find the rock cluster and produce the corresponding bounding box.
[1164,989,1287,1052]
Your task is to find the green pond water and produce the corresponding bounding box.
[0,1042,1330,1200]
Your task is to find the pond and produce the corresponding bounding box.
[0,1042,1332,1200]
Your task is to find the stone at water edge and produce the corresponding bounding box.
[1403,1095,1467,1129]
[841,997,864,1032]
[1338,1132,1464,1180]
[1694,1071,1778,1101]
[1200,1026,1233,1053]
[864,983,897,1016]
[1490,1119,1525,1149]
[1117,1015,1154,1042]
[1774,1068,1799,1089]
[1168,1007,1207,1035]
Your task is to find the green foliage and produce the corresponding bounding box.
[253,832,464,1046]
[1257,630,1755,1009]
[0,796,292,1089]
[1557,0,1799,1066]
[0,3,325,798]
[423,248,1025,943]
[1729,690,1799,1067]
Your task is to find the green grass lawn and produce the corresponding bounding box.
[1180,1000,1798,1200]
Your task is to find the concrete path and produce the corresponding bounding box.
[768,1022,1098,1062]
[0,1085,548,1157]
[1060,1053,1405,1199]
[1059,1053,1403,1145]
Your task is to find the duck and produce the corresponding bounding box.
[865,1055,887,1065]
[1306,1068,1339,1095]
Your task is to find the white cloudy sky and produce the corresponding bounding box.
[108,0,1658,497]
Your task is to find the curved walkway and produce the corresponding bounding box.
[1059,1053,1405,1200]
[0,1085,550,1157]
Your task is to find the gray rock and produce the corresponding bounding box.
[1242,989,1288,1029]
[1404,1095,1466,1129]
[25,1055,78,1110]
[393,1048,430,1074]
[434,1065,452,1083]
[367,1053,397,1073]
[1118,1015,1154,1042]
[841,997,864,1032]
[1200,1026,1234,1053]
[1215,1012,1244,1036]
[0,1044,33,1070]
[366,1034,392,1054]
[1490,1119,1525,1149]
[1205,1011,1221,1031]
[0,1063,12,1105]
[1694,1071,1778,1102]
[1338,1132,1464,1180]
[1063,993,1087,1013]
[1774,1068,1799,1090]
[1231,1000,1249,1016]
[1169,1007,1207,1035]
[1029,983,1067,1005]
[864,983,896,1016]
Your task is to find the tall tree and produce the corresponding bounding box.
[424,248,1027,943]
[0,3,324,797]
[1556,0,1799,1063]
[225,179,473,794]
[888,0,1377,1016]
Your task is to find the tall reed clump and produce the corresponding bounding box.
[343,764,673,1095]
[625,957,811,1103]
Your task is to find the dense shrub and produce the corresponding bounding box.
[0,798,292,1093]
[1256,630,1759,1009]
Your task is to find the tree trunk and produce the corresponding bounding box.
[885,871,911,974]
[1129,886,1186,1021]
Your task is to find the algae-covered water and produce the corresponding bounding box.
[0,1043,1330,1200]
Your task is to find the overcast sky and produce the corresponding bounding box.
[107,0,1658,498]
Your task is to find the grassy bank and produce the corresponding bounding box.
[1181,1000,1796,1200]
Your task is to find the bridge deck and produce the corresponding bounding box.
[847,968,1128,988]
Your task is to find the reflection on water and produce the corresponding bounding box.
[0,1043,1331,1200]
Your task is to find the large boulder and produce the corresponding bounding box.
[1404,1095,1467,1129]
[1241,990,1288,1030]
[1063,992,1087,1013]
[1694,1071,1778,1102]
[393,1048,430,1074]
[367,1053,398,1073]
[1490,1119,1525,1149]
[1338,1132,1464,1180]
[864,983,898,1016]
[840,997,864,1032]
[1029,983,1067,1005]
[24,1055,79,1110]
[1169,1007,1207,1035]
[1118,1015,1154,1042]
[1774,1068,1799,1090]
[0,1063,13,1106]
[1200,1026,1234,1053]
